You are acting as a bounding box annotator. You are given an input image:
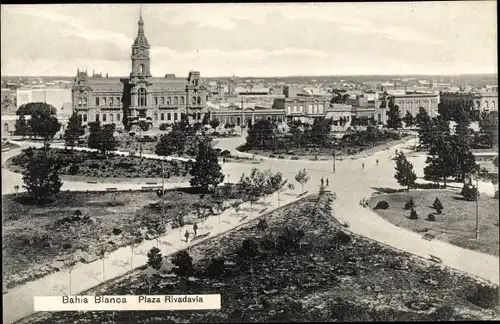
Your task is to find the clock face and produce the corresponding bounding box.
[139,49,145,56]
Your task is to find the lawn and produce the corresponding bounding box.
[19,192,499,323]
[241,135,413,160]
[369,189,499,256]
[6,148,191,181]
[1,189,222,290]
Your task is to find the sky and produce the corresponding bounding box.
[1,2,497,77]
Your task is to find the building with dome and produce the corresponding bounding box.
[71,12,209,130]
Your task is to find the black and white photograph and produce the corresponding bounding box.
[1,2,499,323]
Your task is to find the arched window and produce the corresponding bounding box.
[484,101,489,109]
[492,101,496,109]
[95,113,100,122]
[174,97,178,105]
[192,96,197,105]
[180,97,185,105]
[154,112,158,121]
[103,114,107,122]
[167,97,171,105]
[110,114,114,122]
[138,88,147,107]
[197,97,201,104]
[139,64,144,74]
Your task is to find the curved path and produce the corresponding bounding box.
[2,137,499,324]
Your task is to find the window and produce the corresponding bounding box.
[110,114,114,122]
[192,96,197,105]
[83,98,87,106]
[117,114,120,121]
[308,104,312,114]
[154,97,158,105]
[138,88,147,107]
[103,97,107,106]
[198,113,202,120]
[493,101,496,109]
[116,97,120,105]
[110,97,114,106]
[267,116,271,120]
[154,112,158,121]
[180,97,184,105]
[139,64,144,74]
[174,112,178,120]
[167,97,171,105]
[95,114,100,122]
[287,105,292,113]
[161,113,164,121]
[83,114,87,122]
[174,97,178,105]
[197,97,201,104]
[103,114,107,122]
[96,97,99,106]
[167,113,171,121]
[346,116,349,121]
[299,105,304,112]
[278,116,283,123]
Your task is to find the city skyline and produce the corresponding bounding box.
[1,2,497,77]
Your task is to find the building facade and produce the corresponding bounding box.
[72,14,209,129]
[387,91,440,118]
[211,107,286,127]
[16,88,72,111]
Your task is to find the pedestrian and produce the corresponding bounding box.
[193,223,198,237]
[362,162,365,169]
[376,158,379,166]
[223,157,226,164]
[326,178,329,187]
[320,177,324,187]
[184,230,190,242]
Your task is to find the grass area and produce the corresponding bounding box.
[19,193,499,323]
[6,148,191,180]
[1,189,222,289]
[369,189,499,256]
[241,135,413,160]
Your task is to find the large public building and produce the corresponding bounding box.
[71,13,209,129]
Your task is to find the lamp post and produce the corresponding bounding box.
[332,140,337,174]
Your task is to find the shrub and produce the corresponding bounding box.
[433,197,443,210]
[237,238,259,259]
[336,230,352,244]
[112,228,122,235]
[205,257,226,278]
[435,205,442,214]
[68,164,80,175]
[220,150,231,157]
[468,284,499,309]
[259,234,276,251]
[276,227,305,254]
[256,219,268,231]
[432,305,455,320]
[404,199,415,210]
[159,124,169,131]
[147,247,163,270]
[427,213,435,221]
[462,184,479,201]
[410,208,418,220]
[374,200,389,210]
[171,250,194,277]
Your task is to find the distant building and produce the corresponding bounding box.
[210,107,286,127]
[16,87,72,111]
[71,13,209,129]
[387,91,440,118]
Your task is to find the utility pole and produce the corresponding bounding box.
[332,141,336,173]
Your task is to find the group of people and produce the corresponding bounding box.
[320,177,330,188]
[183,223,198,242]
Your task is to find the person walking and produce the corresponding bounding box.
[184,230,190,242]
[362,162,365,169]
[376,158,379,166]
[326,178,329,187]
[320,177,324,187]
[193,223,198,237]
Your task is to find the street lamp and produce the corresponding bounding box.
[332,140,338,173]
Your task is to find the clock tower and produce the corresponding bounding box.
[130,11,151,78]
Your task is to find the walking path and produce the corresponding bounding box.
[2,136,499,323]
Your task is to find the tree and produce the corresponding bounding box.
[179,113,191,134]
[403,111,414,128]
[209,119,220,130]
[386,98,402,129]
[295,168,310,194]
[155,130,186,156]
[87,121,117,158]
[147,247,163,270]
[16,102,56,116]
[64,112,85,148]
[424,136,454,187]
[394,152,417,190]
[189,140,224,192]
[138,121,150,132]
[479,111,495,147]
[14,114,29,138]
[310,117,332,146]
[22,148,62,203]
[246,119,277,150]
[365,125,378,147]
[449,135,477,182]
[202,112,211,126]
[28,112,61,145]
[416,107,433,147]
